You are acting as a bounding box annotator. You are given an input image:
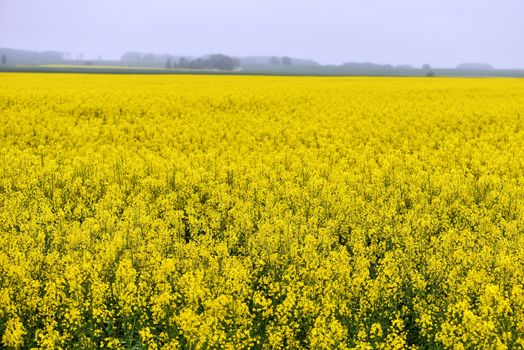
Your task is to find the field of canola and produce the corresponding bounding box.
[1,74,524,349]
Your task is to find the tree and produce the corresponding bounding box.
[207,54,239,70]
[178,57,189,69]
[422,64,431,70]
[270,56,280,65]
[426,71,435,77]
[166,58,172,69]
[1,54,6,65]
[281,56,292,65]
[121,51,143,62]
[189,58,205,69]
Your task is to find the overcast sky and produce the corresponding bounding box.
[1,0,522,68]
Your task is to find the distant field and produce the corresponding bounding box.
[241,64,524,77]
[1,74,524,348]
[2,64,524,77]
[0,65,227,75]
[30,64,168,70]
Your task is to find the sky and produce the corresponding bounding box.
[1,0,523,68]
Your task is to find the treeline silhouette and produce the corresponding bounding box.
[342,62,414,70]
[0,48,505,75]
[0,48,63,65]
[168,55,240,70]
[122,52,239,70]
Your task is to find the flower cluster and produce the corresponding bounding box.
[1,74,524,348]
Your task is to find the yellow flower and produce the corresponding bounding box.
[2,317,26,349]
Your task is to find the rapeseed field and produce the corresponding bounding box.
[1,73,524,349]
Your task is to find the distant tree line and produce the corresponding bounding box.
[173,54,240,70]
[239,56,318,66]
[269,56,293,65]
[0,48,63,65]
[456,63,493,70]
[121,52,169,64]
[122,52,239,70]
[342,62,414,70]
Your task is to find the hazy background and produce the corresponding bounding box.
[1,0,523,68]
